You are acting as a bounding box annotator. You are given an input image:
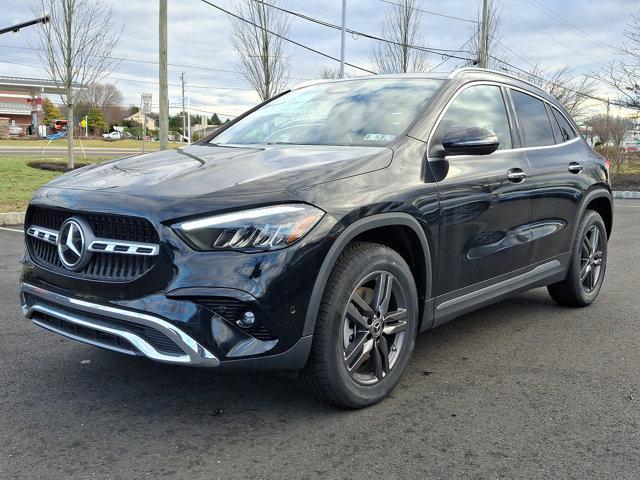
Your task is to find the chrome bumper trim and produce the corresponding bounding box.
[21,283,220,367]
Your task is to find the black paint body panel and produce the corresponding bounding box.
[20,70,612,369]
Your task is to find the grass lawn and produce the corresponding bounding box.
[0,156,107,213]
[0,138,181,150]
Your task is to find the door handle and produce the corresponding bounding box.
[507,168,527,183]
[568,162,583,174]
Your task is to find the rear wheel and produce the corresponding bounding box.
[300,242,419,409]
[547,210,607,307]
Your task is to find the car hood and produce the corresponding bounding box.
[45,143,392,198]
[33,143,392,222]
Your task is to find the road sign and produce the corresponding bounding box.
[80,118,87,128]
[141,93,152,114]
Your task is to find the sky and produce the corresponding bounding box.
[0,0,637,119]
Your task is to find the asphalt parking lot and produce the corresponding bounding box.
[1,201,639,480]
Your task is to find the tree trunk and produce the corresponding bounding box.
[67,104,75,169]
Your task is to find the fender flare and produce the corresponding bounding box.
[571,188,613,243]
[302,213,433,336]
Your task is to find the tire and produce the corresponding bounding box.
[300,241,419,409]
[547,210,608,307]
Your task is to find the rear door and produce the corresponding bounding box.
[508,89,589,266]
[427,84,533,313]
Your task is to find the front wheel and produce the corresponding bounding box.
[547,210,608,307]
[300,242,419,409]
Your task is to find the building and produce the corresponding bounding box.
[0,76,84,137]
[0,90,33,134]
[125,110,157,131]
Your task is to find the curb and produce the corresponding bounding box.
[0,211,25,226]
[613,191,640,199]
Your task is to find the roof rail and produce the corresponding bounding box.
[448,67,547,93]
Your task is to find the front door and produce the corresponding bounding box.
[426,84,533,319]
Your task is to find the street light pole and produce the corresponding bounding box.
[340,0,346,78]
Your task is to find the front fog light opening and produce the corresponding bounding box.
[237,311,256,328]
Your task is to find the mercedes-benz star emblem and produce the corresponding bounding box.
[57,218,91,271]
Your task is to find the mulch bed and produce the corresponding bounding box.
[611,174,640,192]
[27,161,92,172]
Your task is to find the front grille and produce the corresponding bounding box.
[26,206,158,282]
[195,297,277,341]
[29,206,159,243]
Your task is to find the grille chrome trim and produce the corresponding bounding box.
[21,283,220,367]
[26,226,58,245]
[87,239,159,256]
[27,224,160,257]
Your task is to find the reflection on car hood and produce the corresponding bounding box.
[43,143,393,199]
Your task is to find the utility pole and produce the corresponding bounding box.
[187,109,191,144]
[181,72,186,143]
[479,0,490,68]
[340,0,347,78]
[159,0,169,150]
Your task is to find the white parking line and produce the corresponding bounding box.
[0,227,23,233]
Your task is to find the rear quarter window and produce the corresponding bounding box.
[551,107,577,142]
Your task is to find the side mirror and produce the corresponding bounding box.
[442,125,500,156]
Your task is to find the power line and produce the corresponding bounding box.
[523,0,618,55]
[495,39,538,70]
[0,43,314,81]
[199,0,377,74]
[0,59,258,91]
[489,55,618,106]
[497,0,602,66]
[430,32,478,72]
[250,0,476,61]
[377,0,479,24]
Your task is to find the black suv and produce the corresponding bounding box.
[20,69,612,408]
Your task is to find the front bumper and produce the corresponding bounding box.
[21,283,220,366]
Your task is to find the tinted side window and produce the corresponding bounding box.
[551,108,576,142]
[436,85,512,150]
[511,90,555,147]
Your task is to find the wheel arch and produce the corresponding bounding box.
[303,213,434,337]
[574,188,613,241]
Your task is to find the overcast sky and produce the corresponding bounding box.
[0,0,636,119]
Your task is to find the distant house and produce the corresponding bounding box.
[125,111,158,130]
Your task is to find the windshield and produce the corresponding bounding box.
[210,78,443,146]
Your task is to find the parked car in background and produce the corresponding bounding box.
[103,131,123,140]
[20,69,612,408]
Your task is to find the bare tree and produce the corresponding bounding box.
[318,67,341,80]
[467,1,503,69]
[586,114,634,175]
[77,83,125,125]
[229,0,291,101]
[372,0,430,74]
[30,0,123,168]
[517,64,599,120]
[594,14,640,112]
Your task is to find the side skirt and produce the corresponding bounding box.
[429,252,570,329]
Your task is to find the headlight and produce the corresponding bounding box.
[176,204,325,251]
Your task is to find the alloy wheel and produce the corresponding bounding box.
[580,225,604,293]
[342,270,408,385]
